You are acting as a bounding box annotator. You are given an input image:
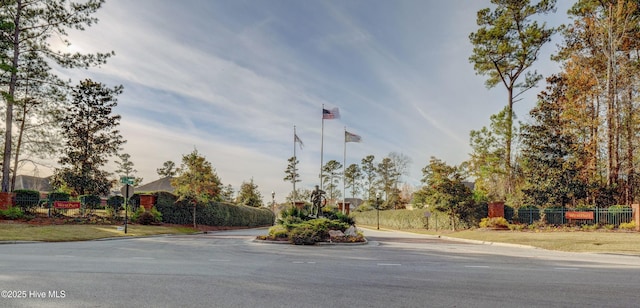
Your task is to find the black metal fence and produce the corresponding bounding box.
[504,206,634,226]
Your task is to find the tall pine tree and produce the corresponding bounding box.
[52,79,124,196]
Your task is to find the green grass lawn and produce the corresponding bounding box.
[0,223,197,242]
[360,225,640,255]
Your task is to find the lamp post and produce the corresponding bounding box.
[376,192,381,230]
[271,191,275,212]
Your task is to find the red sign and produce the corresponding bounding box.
[565,211,594,220]
[54,201,81,209]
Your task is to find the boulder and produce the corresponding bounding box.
[344,225,357,237]
[328,230,345,238]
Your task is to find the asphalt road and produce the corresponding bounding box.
[0,227,639,308]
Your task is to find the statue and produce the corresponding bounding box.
[309,185,326,217]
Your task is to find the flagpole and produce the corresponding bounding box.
[342,127,347,214]
[320,104,324,190]
[293,125,297,206]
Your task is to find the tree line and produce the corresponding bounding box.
[284,152,412,210]
[0,1,266,209]
[464,0,640,214]
[283,1,640,228]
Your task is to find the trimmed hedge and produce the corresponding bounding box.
[152,191,275,227]
[351,208,462,230]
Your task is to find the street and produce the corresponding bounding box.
[0,227,639,307]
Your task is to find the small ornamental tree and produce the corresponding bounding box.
[171,149,221,228]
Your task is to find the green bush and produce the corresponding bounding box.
[322,208,355,225]
[268,225,289,239]
[288,224,320,245]
[479,217,509,228]
[580,224,598,231]
[14,189,40,213]
[80,195,102,210]
[0,207,24,219]
[130,206,145,222]
[619,221,636,230]
[284,218,349,245]
[48,191,70,203]
[107,196,124,210]
[136,207,162,225]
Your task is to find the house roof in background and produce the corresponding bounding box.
[135,177,175,193]
[13,175,52,192]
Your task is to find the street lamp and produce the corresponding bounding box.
[376,192,381,230]
[271,191,275,211]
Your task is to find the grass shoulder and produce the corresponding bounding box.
[0,223,198,242]
[358,224,640,255]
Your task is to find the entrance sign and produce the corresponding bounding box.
[54,201,81,209]
[565,211,594,220]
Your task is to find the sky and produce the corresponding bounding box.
[34,0,574,203]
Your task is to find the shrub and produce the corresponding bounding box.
[107,196,124,210]
[580,224,598,231]
[322,208,355,225]
[134,206,162,225]
[479,217,509,228]
[268,225,288,239]
[0,207,24,219]
[14,189,40,213]
[288,224,321,245]
[285,218,350,245]
[619,221,636,230]
[48,191,70,203]
[80,195,102,210]
[137,211,156,225]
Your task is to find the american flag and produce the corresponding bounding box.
[294,133,304,149]
[322,107,340,120]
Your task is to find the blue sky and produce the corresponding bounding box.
[41,0,573,202]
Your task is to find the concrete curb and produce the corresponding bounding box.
[252,238,369,246]
[437,235,539,250]
[0,240,42,245]
[358,226,538,250]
